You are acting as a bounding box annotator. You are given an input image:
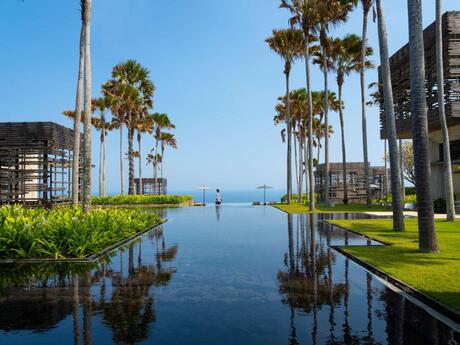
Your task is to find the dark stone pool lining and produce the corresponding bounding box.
[0,219,168,264]
[322,219,460,326]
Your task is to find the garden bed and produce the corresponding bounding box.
[92,194,193,206]
[0,205,163,262]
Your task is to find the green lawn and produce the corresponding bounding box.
[329,218,460,312]
[273,203,389,214]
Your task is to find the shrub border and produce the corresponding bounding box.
[0,219,168,264]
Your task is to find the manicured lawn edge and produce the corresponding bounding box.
[0,219,167,264]
[331,245,460,325]
[272,203,390,214]
[323,220,460,324]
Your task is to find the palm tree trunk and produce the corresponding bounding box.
[407,0,438,251]
[304,133,309,200]
[161,145,165,180]
[82,0,92,213]
[99,133,103,197]
[119,124,125,194]
[376,0,405,232]
[399,139,405,201]
[137,131,143,195]
[128,124,135,195]
[285,67,293,204]
[361,7,372,207]
[384,139,388,195]
[322,43,331,206]
[436,0,456,221]
[102,131,106,196]
[299,136,303,203]
[294,131,299,202]
[304,34,315,211]
[338,82,348,204]
[154,137,159,180]
[72,25,85,205]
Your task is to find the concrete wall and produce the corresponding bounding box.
[428,123,460,200]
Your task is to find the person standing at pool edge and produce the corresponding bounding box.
[215,189,222,205]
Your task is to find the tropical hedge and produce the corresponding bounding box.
[0,205,160,259]
[92,194,192,205]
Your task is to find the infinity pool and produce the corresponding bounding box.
[0,205,458,344]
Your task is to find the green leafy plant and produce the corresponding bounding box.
[92,194,192,205]
[0,205,160,259]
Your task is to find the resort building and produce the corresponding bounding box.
[0,122,82,206]
[379,11,460,209]
[135,178,167,195]
[315,162,389,204]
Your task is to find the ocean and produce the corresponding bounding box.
[168,189,285,204]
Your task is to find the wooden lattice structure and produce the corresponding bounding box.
[135,178,167,195]
[0,122,82,206]
[379,11,460,139]
[315,163,389,203]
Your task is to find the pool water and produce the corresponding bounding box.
[0,205,458,344]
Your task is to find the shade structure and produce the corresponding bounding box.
[197,185,212,204]
[256,185,273,204]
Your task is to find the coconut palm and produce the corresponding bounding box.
[280,0,321,210]
[314,0,353,206]
[92,97,112,197]
[159,132,177,180]
[330,34,372,204]
[148,113,175,181]
[266,28,305,204]
[102,60,155,195]
[359,0,374,207]
[375,0,405,232]
[435,0,455,221]
[81,0,92,212]
[134,115,153,194]
[72,2,85,205]
[407,0,438,252]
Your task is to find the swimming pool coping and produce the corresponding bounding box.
[323,220,460,326]
[0,219,168,264]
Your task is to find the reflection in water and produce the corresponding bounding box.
[0,218,177,345]
[0,207,458,344]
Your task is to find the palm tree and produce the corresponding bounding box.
[102,61,155,195]
[315,1,353,206]
[435,0,456,221]
[148,113,175,181]
[331,34,372,204]
[359,0,374,207]
[82,0,92,212]
[280,0,321,211]
[159,132,177,180]
[92,97,111,197]
[407,0,439,252]
[134,115,153,194]
[72,2,85,205]
[266,28,304,205]
[375,0,405,232]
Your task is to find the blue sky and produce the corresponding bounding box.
[0,0,458,193]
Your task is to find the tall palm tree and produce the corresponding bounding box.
[81,0,92,212]
[134,115,153,194]
[149,113,175,181]
[102,61,155,195]
[331,34,372,204]
[92,97,111,197]
[159,132,177,180]
[375,0,405,232]
[266,28,304,204]
[407,0,438,252]
[72,2,85,205]
[359,0,374,207]
[280,0,321,211]
[315,0,353,206]
[435,0,455,221]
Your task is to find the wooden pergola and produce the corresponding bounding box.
[0,122,82,206]
[379,11,460,139]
